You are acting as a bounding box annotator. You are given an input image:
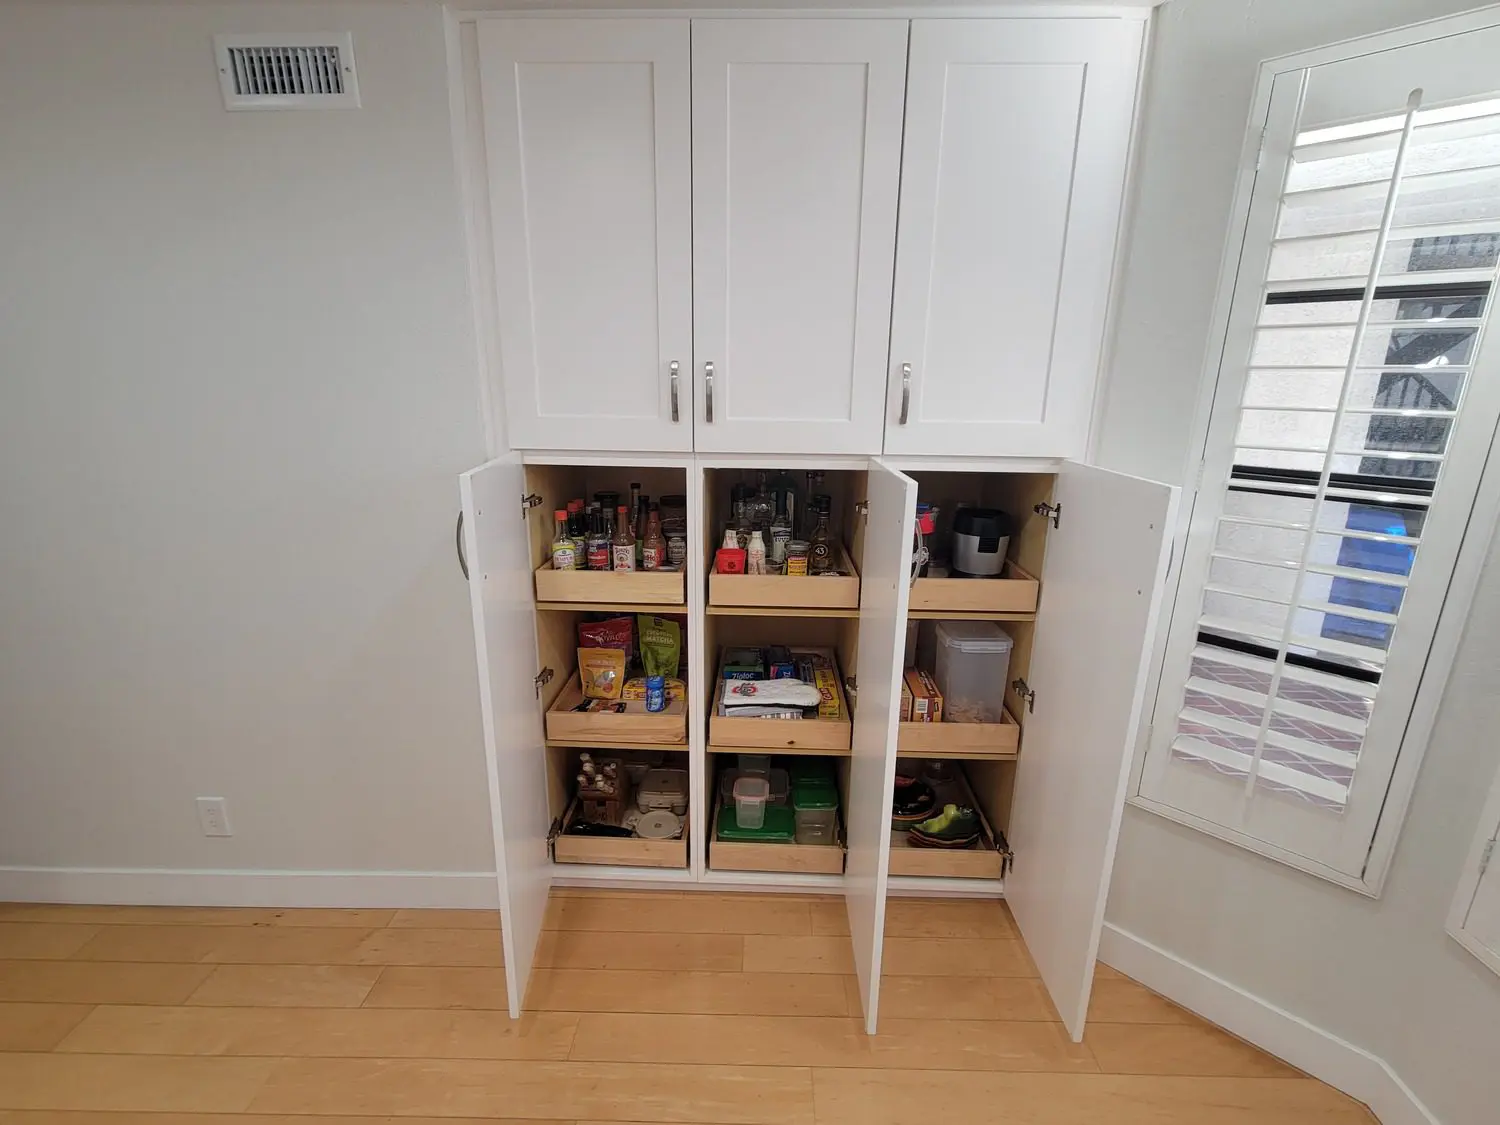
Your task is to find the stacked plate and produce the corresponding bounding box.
[891,777,939,832]
[906,804,980,850]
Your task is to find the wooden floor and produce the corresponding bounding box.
[0,890,1373,1124]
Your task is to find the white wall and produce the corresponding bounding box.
[1097,2,1500,1122]
[0,1,498,885]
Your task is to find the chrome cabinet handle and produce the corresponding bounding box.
[669,360,680,423]
[705,362,715,423]
[899,363,912,425]
[455,511,469,581]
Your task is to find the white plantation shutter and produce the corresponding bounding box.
[1140,39,1500,882]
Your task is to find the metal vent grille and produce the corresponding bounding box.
[214,33,360,110]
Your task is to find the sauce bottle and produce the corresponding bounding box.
[549,510,577,571]
[611,505,636,571]
[642,504,665,571]
[586,505,610,571]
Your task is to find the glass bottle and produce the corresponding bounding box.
[769,495,792,570]
[550,510,577,571]
[586,505,610,571]
[568,500,587,569]
[635,494,649,566]
[611,505,636,571]
[747,530,768,576]
[771,468,799,539]
[642,504,665,571]
[803,472,826,537]
[750,471,774,530]
[809,508,834,575]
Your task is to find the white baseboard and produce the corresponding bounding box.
[1099,923,1441,1125]
[0,866,500,909]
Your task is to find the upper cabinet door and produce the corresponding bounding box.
[844,459,917,1033]
[691,20,907,455]
[476,20,693,453]
[884,19,1145,460]
[1006,463,1177,1041]
[459,454,555,1018]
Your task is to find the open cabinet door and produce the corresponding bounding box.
[460,454,553,1019]
[845,459,917,1033]
[1007,463,1177,1041]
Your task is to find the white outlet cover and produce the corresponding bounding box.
[196,797,233,837]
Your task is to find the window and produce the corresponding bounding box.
[1135,21,1500,888]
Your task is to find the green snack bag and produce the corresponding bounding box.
[637,615,682,679]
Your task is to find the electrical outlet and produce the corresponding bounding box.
[196,797,232,837]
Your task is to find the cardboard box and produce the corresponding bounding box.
[900,673,915,722]
[904,668,944,723]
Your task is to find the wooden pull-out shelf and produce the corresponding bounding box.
[534,561,685,607]
[708,541,860,610]
[707,794,846,876]
[887,765,1009,880]
[708,647,851,752]
[897,708,1021,760]
[908,560,1040,617]
[544,673,688,745]
[551,796,688,869]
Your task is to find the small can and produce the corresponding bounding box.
[644,674,667,713]
[785,540,810,576]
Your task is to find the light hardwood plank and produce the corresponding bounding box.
[0,1053,276,1113]
[0,906,393,928]
[551,894,812,936]
[812,898,1019,940]
[812,1068,1373,1125]
[248,1057,815,1124]
[388,909,501,929]
[529,968,853,1017]
[56,1005,578,1061]
[1085,1022,1302,1078]
[1094,961,1126,980]
[569,1012,1097,1072]
[0,1115,558,1125]
[879,936,1036,977]
[0,962,214,1006]
[0,1006,94,1052]
[535,930,742,972]
[361,966,507,1011]
[866,975,1060,1021]
[348,927,505,967]
[0,927,100,961]
[185,965,382,1008]
[1087,977,1202,1025]
[70,925,375,965]
[741,935,854,975]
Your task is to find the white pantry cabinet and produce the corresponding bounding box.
[458,451,1176,1039]
[475,20,694,453]
[883,19,1144,460]
[690,20,908,455]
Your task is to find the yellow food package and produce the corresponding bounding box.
[620,677,687,702]
[812,664,841,718]
[578,647,627,700]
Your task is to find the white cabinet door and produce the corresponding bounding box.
[460,455,554,1017]
[845,459,917,1033]
[884,19,1144,460]
[477,19,693,453]
[1448,765,1500,979]
[1007,462,1177,1040]
[691,19,907,455]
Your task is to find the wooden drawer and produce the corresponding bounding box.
[534,562,685,606]
[888,766,1009,880]
[908,560,1039,615]
[708,647,851,752]
[707,796,845,876]
[897,709,1021,760]
[544,674,688,745]
[709,542,860,610]
[551,796,688,869]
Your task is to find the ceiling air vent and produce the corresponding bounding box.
[213,33,360,111]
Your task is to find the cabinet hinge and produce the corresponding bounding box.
[854,500,869,519]
[1482,838,1496,875]
[521,493,545,518]
[1033,502,1062,530]
[1012,677,1036,714]
[533,666,554,699]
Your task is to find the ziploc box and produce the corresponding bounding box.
[722,647,765,681]
[767,645,796,679]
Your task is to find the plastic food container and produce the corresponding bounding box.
[733,776,771,830]
[637,767,689,815]
[793,785,838,845]
[933,621,1014,723]
[720,767,789,807]
[737,754,772,777]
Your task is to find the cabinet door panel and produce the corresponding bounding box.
[477,19,692,452]
[845,460,917,1033]
[460,455,554,1016]
[692,19,907,455]
[885,19,1144,459]
[1007,463,1176,1040]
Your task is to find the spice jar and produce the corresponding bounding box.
[785,540,810,576]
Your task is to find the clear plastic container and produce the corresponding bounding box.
[737,754,772,777]
[793,786,838,845]
[720,767,789,807]
[733,776,771,830]
[933,620,1014,723]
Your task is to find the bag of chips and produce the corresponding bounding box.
[578,648,627,700]
[579,616,634,666]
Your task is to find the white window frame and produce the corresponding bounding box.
[1448,757,1500,977]
[1127,4,1500,897]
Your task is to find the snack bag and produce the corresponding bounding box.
[637,615,682,679]
[579,647,627,700]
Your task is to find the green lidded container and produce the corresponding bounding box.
[717,803,796,842]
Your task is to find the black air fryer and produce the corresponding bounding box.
[950,508,1011,579]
